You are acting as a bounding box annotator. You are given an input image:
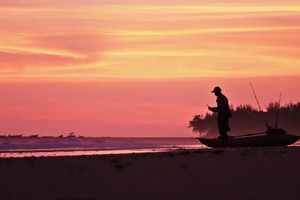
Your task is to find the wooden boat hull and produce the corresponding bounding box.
[198,133,299,148]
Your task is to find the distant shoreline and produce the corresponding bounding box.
[0,137,202,158]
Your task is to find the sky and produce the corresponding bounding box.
[1,0,300,137]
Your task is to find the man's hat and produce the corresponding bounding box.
[211,86,221,93]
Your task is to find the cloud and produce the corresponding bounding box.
[1,0,300,79]
[29,34,109,55]
[0,49,97,69]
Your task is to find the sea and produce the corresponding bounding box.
[1,137,299,158]
[0,137,203,158]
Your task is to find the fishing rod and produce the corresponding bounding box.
[249,81,262,112]
[275,92,282,128]
[249,81,270,129]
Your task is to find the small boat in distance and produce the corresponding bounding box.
[66,132,76,138]
[8,134,22,138]
[198,127,299,148]
[28,135,38,138]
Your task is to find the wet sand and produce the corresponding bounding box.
[0,147,300,200]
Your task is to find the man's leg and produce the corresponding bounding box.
[218,118,229,146]
[220,130,228,144]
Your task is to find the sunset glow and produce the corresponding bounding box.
[1,0,300,137]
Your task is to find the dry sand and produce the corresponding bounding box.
[0,147,300,200]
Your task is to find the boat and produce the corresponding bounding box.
[198,127,299,148]
[197,85,300,148]
[8,134,22,138]
[28,135,38,138]
[67,132,76,138]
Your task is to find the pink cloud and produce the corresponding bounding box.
[0,50,97,69]
[29,34,109,55]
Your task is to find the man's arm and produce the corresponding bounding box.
[208,106,218,112]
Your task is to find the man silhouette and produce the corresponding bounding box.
[208,86,232,145]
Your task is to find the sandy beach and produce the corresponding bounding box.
[0,147,300,200]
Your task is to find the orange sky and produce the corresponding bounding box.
[1,0,300,137]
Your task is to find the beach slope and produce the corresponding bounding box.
[0,147,300,200]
